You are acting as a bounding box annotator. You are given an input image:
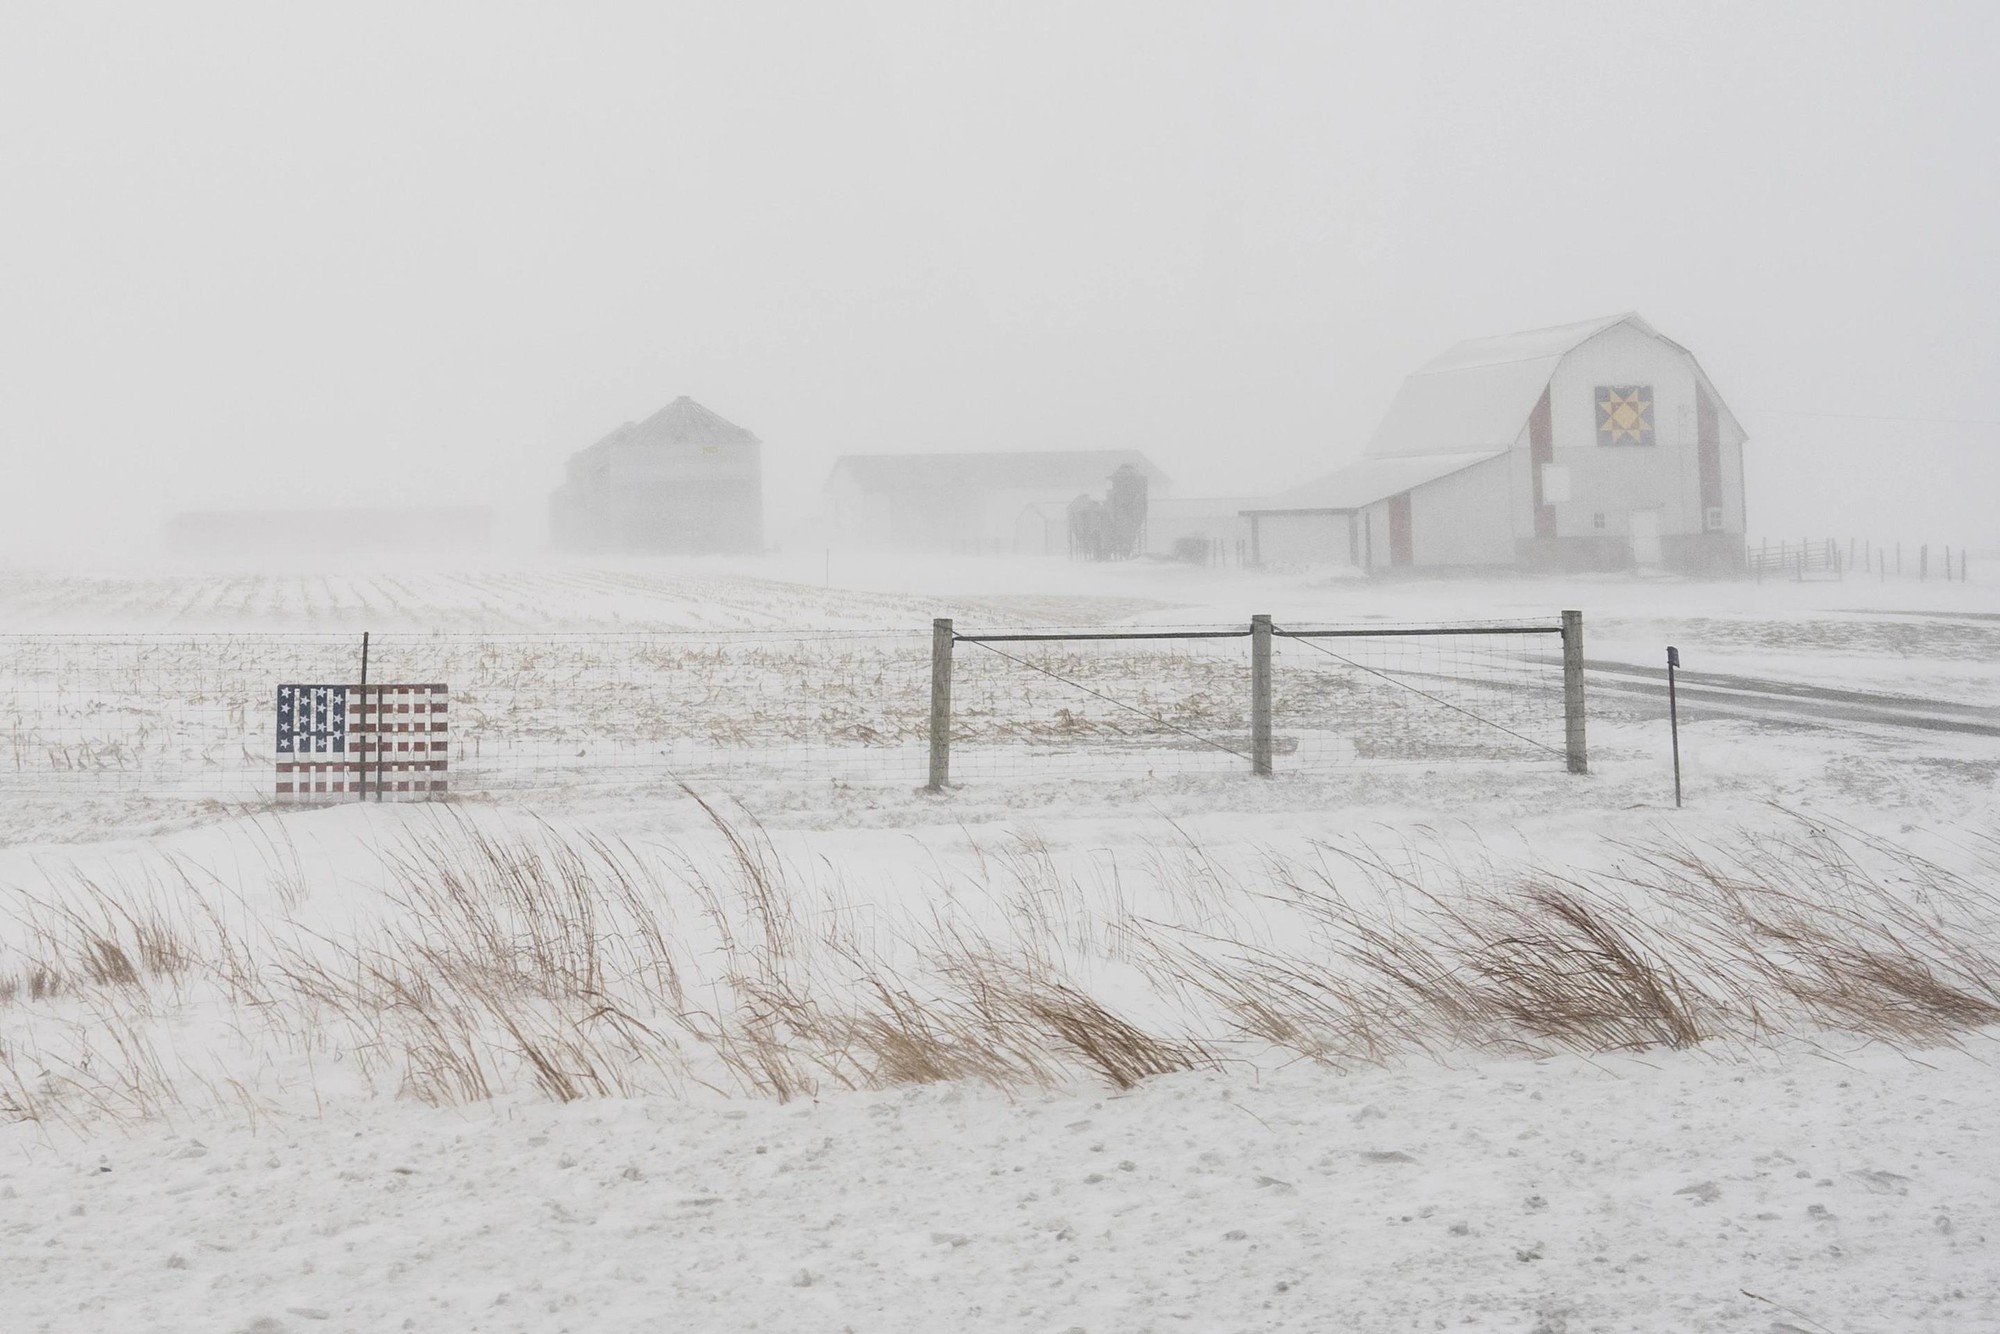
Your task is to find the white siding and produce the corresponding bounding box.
[1546,323,1709,540]
[1359,501,1393,567]
[1719,409,1749,534]
[1409,454,1517,565]
[1257,512,1354,566]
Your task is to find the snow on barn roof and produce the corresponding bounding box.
[1366,312,1673,459]
[580,396,760,455]
[1248,311,1743,515]
[1243,451,1506,514]
[829,450,1168,494]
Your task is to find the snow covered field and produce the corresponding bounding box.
[3,556,1998,1332]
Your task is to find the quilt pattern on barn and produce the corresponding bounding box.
[1596,384,1655,446]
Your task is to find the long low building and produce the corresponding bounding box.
[825,450,1169,554]
[1245,313,1747,574]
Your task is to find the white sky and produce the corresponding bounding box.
[3,1,1995,557]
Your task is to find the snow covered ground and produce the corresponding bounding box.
[9,1043,1995,1333]
[3,555,1998,1332]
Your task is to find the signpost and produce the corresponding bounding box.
[1666,645,1682,809]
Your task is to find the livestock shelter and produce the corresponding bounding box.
[1244,314,1747,574]
[549,396,764,554]
[825,450,1169,554]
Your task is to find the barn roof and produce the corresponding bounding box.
[582,396,760,455]
[1365,311,1746,458]
[1243,451,1506,514]
[828,449,1168,493]
[1365,314,1664,459]
[1248,312,1743,517]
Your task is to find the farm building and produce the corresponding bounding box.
[825,450,1169,555]
[1244,314,1747,574]
[1143,496,1263,566]
[550,396,763,554]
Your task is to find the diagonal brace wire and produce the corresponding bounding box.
[957,637,1254,763]
[1279,630,1563,757]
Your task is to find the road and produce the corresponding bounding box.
[1584,659,2000,738]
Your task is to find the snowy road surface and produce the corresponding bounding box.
[1586,660,2000,737]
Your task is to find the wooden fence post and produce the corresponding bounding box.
[1562,609,1588,775]
[927,618,953,792]
[1250,614,1274,777]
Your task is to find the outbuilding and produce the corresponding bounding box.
[1244,314,1747,574]
[824,450,1169,555]
[550,396,764,554]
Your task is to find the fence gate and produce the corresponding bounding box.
[925,612,1587,788]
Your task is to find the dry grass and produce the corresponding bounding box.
[2,805,1999,1129]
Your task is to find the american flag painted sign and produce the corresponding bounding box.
[276,683,449,801]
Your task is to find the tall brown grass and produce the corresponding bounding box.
[2,804,1998,1129]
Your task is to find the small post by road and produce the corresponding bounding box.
[927,618,954,792]
[1561,609,1588,775]
[1666,644,1682,809]
[1250,614,1274,778]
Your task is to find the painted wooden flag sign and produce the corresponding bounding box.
[276,683,449,801]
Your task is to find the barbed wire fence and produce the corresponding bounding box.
[0,614,1586,835]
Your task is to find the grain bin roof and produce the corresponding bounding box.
[582,396,760,455]
[828,450,1168,494]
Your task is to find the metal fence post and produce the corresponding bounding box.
[1561,609,1588,775]
[1250,614,1274,777]
[927,618,954,792]
[357,630,370,803]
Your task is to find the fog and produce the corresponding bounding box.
[3,1,1995,562]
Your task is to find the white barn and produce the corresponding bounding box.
[1245,314,1748,575]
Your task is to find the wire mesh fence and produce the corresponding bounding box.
[0,631,934,810]
[945,620,1571,782]
[951,631,1258,781]
[1,615,1580,833]
[1271,625,1568,768]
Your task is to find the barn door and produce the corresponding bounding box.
[1629,508,1663,568]
[1388,492,1414,566]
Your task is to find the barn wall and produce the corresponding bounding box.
[1718,393,1749,535]
[823,471,872,546]
[1408,454,1517,565]
[1256,512,1354,567]
[1359,500,1393,567]
[1014,507,1066,556]
[1546,324,1708,544]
